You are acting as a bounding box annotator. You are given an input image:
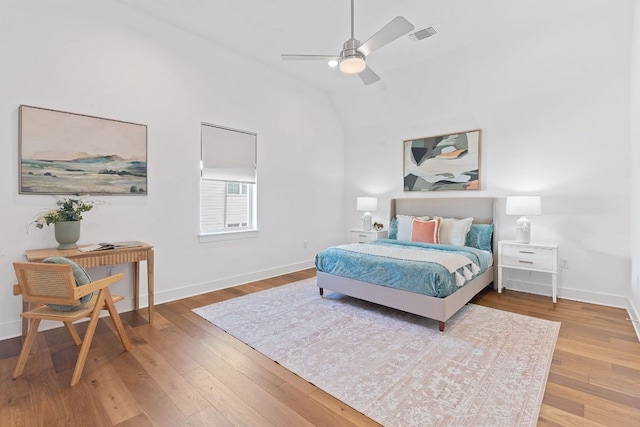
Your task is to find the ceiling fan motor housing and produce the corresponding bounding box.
[339,38,366,73]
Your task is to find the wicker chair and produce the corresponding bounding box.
[12,261,131,386]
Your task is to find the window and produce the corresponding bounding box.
[227,182,247,195]
[200,123,256,234]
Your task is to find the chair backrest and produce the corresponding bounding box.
[13,262,81,307]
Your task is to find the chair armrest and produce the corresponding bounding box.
[74,273,124,299]
[13,284,22,296]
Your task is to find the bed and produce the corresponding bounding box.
[316,197,497,332]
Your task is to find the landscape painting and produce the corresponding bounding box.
[19,105,147,195]
[403,129,481,191]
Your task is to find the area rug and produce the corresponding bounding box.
[193,278,560,427]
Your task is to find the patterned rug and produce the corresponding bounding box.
[193,278,560,427]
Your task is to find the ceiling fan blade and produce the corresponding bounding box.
[281,54,340,61]
[358,65,381,85]
[358,16,415,56]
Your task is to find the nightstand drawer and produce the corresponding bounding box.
[349,229,387,243]
[501,245,554,271]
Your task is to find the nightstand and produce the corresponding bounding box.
[498,240,559,303]
[349,228,388,243]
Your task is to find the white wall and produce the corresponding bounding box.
[0,0,345,339]
[630,0,640,337]
[332,2,634,307]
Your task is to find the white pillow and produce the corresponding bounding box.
[396,215,429,241]
[436,217,473,246]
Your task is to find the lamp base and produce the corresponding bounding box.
[362,212,372,231]
[515,216,531,244]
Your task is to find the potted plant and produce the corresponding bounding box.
[30,195,100,249]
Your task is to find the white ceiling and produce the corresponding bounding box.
[112,0,604,92]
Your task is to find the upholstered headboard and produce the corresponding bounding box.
[390,197,498,269]
[390,197,495,225]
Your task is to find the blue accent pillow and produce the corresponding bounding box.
[42,256,93,311]
[388,218,398,239]
[465,224,494,251]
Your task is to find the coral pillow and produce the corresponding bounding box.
[411,217,441,244]
[396,214,430,241]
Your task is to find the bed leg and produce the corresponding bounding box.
[319,287,324,298]
[438,321,445,334]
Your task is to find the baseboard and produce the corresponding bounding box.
[503,279,629,308]
[154,260,315,305]
[627,297,640,342]
[0,260,316,341]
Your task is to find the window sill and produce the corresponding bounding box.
[199,228,260,243]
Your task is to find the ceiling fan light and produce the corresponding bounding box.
[328,59,339,67]
[340,56,366,74]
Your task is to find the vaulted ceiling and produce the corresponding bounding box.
[113,0,608,92]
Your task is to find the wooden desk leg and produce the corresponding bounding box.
[147,249,154,323]
[133,260,140,312]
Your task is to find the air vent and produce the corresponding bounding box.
[409,25,439,41]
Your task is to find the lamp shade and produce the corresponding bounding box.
[356,197,378,212]
[505,196,541,216]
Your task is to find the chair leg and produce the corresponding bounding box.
[103,288,131,350]
[13,318,42,379]
[23,301,39,355]
[63,322,82,346]
[70,290,106,387]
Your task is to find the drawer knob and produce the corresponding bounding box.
[518,260,534,264]
[519,250,535,254]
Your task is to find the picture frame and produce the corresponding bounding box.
[19,105,148,195]
[403,129,481,191]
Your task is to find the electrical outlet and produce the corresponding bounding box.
[303,240,308,249]
[560,259,569,269]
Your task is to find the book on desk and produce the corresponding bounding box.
[78,241,143,252]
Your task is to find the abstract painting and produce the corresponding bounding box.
[19,105,147,195]
[403,129,481,191]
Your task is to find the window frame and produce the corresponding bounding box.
[199,122,257,240]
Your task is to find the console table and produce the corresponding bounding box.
[24,242,155,326]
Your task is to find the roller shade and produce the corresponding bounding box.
[201,123,256,183]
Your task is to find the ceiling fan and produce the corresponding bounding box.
[281,0,414,85]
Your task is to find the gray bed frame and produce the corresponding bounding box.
[317,197,497,332]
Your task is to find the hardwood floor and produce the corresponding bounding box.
[1,268,638,426]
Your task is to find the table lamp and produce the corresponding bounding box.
[505,196,541,244]
[356,197,378,231]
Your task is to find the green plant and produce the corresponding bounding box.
[30,195,100,230]
[373,221,384,231]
